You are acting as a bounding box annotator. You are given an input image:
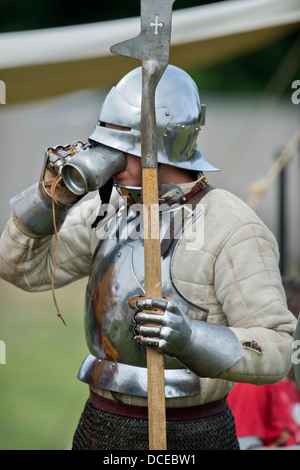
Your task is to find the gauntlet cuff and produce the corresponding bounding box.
[10,181,73,235]
[178,320,244,378]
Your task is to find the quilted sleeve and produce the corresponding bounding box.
[0,195,100,292]
[215,221,297,384]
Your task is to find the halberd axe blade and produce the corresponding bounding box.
[110,0,175,169]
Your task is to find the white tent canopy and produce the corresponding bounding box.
[1,0,299,103]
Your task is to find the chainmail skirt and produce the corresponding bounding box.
[72,399,240,450]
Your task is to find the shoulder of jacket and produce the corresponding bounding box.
[203,187,264,226]
[195,187,278,252]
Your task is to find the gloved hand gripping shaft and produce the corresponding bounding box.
[132,297,244,377]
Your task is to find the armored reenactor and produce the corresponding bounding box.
[0,65,296,450]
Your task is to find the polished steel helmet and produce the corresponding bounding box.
[89,65,218,172]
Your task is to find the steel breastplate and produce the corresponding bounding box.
[78,197,205,398]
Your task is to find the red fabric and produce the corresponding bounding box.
[228,379,300,447]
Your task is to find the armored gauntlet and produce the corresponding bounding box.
[10,141,90,235]
[131,296,244,378]
[43,141,91,204]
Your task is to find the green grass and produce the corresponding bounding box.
[0,278,90,450]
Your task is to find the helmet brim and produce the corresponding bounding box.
[89,125,219,172]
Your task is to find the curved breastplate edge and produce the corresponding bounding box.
[170,205,208,312]
[78,354,200,398]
